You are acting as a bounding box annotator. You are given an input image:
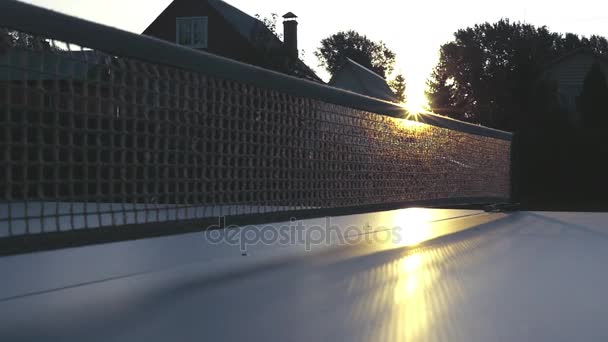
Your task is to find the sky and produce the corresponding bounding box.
[20,0,608,110]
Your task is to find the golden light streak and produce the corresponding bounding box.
[397,112,427,131]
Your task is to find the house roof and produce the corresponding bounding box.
[329,58,397,102]
[538,47,608,88]
[207,0,271,48]
[543,48,608,72]
[206,0,322,83]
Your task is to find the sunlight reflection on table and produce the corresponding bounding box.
[345,208,506,341]
[392,208,434,246]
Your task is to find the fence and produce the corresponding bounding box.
[0,0,512,255]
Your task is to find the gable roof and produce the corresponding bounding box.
[207,0,274,48]
[538,48,608,90]
[189,0,322,83]
[329,58,397,102]
[543,48,608,72]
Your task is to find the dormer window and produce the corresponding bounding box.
[176,17,208,48]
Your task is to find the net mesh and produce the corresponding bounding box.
[0,29,511,238]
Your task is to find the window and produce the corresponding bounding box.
[176,17,208,48]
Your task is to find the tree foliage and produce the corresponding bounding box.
[315,30,396,79]
[577,62,608,128]
[255,13,307,60]
[0,29,56,52]
[426,19,608,130]
[389,73,407,103]
[254,13,283,40]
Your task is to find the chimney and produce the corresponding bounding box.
[283,12,298,61]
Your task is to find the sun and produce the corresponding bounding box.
[404,89,430,114]
[395,62,433,115]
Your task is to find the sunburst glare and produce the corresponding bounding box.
[404,85,430,114]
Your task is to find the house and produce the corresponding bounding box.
[328,58,398,103]
[539,48,608,126]
[142,0,322,83]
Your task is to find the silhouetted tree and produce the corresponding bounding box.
[527,79,570,131]
[255,13,283,40]
[0,29,56,52]
[426,57,466,121]
[250,13,296,76]
[315,30,396,78]
[577,62,608,128]
[256,13,306,60]
[426,19,608,131]
[389,73,406,103]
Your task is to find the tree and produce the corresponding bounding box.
[0,29,56,52]
[426,19,608,131]
[389,73,407,103]
[526,79,570,131]
[577,62,608,128]
[256,13,306,60]
[426,56,466,121]
[254,13,283,40]
[315,30,396,79]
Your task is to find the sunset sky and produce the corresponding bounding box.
[20,0,608,110]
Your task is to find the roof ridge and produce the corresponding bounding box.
[544,47,608,70]
[345,57,386,81]
[208,0,263,25]
[208,0,321,82]
[329,57,397,102]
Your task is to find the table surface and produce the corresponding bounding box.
[2,209,608,342]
